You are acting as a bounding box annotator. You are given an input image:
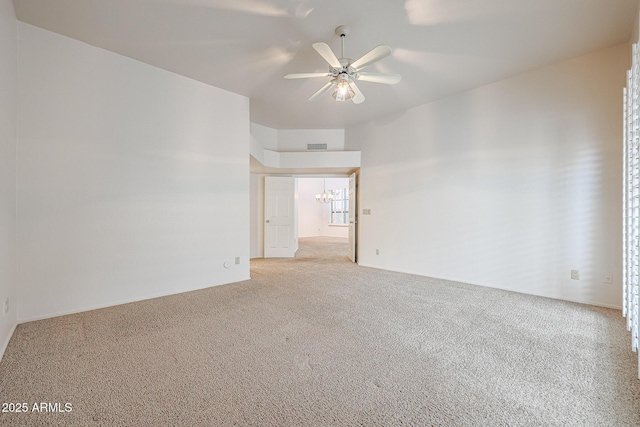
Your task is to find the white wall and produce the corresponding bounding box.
[251,123,278,151]
[0,0,17,358]
[277,129,345,151]
[17,23,250,321]
[250,145,360,170]
[250,123,345,152]
[348,43,629,308]
[297,178,326,237]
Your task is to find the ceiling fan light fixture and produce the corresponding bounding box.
[332,75,354,102]
[286,25,399,104]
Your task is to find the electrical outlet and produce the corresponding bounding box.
[3,297,8,316]
[376,249,379,255]
[363,209,371,215]
[235,257,240,265]
[571,270,579,280]
[604,273,613,284]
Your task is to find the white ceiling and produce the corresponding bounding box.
[13,0,639,130]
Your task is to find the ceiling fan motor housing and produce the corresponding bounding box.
[333,58,354,75]
[337,72,350,83]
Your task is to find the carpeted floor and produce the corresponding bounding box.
[1,236,639,426]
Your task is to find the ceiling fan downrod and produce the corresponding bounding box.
[335,25,350,62]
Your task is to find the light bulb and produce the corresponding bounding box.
[332,76,354,102]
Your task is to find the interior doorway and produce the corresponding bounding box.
[295,175,355,262]
[295,236,350,261]
[296,176,355,259]
[297,177,349,238]
[256,173,358,261]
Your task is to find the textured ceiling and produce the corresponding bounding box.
[13,0,639,129]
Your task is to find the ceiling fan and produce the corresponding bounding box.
[284,26,401,104]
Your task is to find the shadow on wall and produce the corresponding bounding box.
[354,50,622,306]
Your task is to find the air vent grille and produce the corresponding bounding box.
[307,143,328,151]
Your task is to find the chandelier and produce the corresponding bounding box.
[316,179,334,203]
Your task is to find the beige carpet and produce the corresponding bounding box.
[1,236,639,426]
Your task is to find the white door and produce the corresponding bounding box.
[264,176,297,258]
[348,172,357,263]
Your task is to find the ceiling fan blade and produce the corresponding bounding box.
[284,72,331,79]
[350,81,365,104]
[357,72,402,85]
[312,42,342,69]
[351,45,392,71]
[309,81,335,102]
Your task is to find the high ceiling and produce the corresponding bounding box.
[13,0,639,129]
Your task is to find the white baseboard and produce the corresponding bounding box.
[0,323,17,362]
[17,275,251,324]
[356,262,621,310]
